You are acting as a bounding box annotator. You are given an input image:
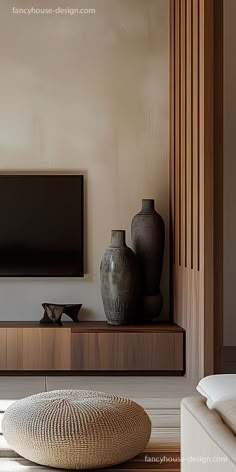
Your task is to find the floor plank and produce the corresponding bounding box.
[0,453,180,471]
[146,409,180,428]
[46,376,196,399]
[0,377,46,399]
[0,458,65,471]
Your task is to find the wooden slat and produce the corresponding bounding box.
[213,0,223,374]
[174,0,180,267]
[198,0,205,377]
[186,0,192,269]
[180,0,186,268]
[170,0,175,272]
[200,0,214,376]
[192,0,199,271]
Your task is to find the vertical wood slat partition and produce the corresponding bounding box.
[170,0,223,384]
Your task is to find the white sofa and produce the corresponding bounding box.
[181,375,236,471]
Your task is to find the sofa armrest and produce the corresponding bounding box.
[181,396,236,471]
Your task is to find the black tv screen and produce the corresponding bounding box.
[0,175,84,276]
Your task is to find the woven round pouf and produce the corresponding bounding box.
[2,389,151,470]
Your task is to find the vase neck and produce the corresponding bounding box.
[110,230,126,247]
[141,199,155,212]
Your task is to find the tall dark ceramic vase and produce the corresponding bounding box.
[131,199,165,321]
[100,230,139,325]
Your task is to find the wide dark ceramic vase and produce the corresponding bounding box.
[100,230,139,325]
[131,199,165,321]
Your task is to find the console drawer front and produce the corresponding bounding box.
[4,328,71,370]
[71,332,184,371]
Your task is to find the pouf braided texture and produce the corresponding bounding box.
[2,389,151,470]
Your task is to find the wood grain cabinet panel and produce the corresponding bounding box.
[0,323,184,373]
[71,332,183,371]
[6,328,18,369]
[6,328,71,370]
[0,329,7,369]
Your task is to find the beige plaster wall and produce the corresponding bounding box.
[0,0,169,321]
[224,0,236,344]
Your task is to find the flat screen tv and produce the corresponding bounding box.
[0,175,84,276]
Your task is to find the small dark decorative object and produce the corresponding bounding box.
[100,230,140,325]
[40,303,82,326]
[131,199,165,322]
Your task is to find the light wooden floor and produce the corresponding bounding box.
[0,376,198,471]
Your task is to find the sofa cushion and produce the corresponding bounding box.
[197,375,236,408]
[213,399,236,436]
